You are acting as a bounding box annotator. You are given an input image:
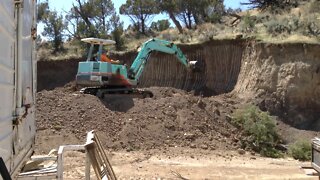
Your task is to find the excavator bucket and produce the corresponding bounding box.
[188,60,204,72]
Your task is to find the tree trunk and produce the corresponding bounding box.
[182,14,188,29]
[101,3,106,35]
[187,11,192,29]
[74,0,95,37]
[193,13,199,25]
[168,11,183,34]
[141,17,145,34]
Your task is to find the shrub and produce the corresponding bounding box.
[197,25,218,42]
[302,16,320,37]
[308,0,320,13]
[244,0,299,13]
[289,139,312,161]
[255,13,271,24]
[263,10,320,38]
[264,18,293,36]
[232,105,282,158]
[240,13,256,33]
[150,20,170,32]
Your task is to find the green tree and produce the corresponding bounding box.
[157,0,183,33]
[176,0,194,29]
[241,0,298,11]
[42,10,67,53]
[91,0,115,37]
[150,19,170,32]
[198,0,225,23]
[65,7,83,39]
[177,0,224,27]
[110,14,125,50]
[157,0,224,31]
[37,0,49,22]
[120,0,160,34]
[68,0,115,39]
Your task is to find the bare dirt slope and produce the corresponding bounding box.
[36,84,241,153]
[233,43,320,130]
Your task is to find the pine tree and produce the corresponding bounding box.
[120,0,160,34]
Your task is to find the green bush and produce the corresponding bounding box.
[150,20,170,32]
[255,13,270,24]
[264,18,293,36]
[264,13,320,37]
[232,105,282,158]
[302,16,320,37]
[289,140,312,161]
[240,13,256,33]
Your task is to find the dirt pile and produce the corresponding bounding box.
[36,85,240,151]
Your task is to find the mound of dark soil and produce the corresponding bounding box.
[36,85,241,152]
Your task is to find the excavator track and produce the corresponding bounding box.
[80,87,154,99]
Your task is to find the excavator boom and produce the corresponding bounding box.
[128,38,198,81]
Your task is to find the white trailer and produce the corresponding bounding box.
[0,0,37,178]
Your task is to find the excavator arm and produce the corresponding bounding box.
[128,38,198,81]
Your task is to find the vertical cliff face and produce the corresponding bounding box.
[117,40,244,95]
[233,42,320,129]
[37,59,80,91]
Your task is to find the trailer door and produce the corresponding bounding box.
[0,0,16,174]
[11,0,36,175]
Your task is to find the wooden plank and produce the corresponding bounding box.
[85,131,117,180]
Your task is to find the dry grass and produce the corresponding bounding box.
[37,41,85,61]
[262,34,320,44]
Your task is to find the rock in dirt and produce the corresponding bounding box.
[237,149,246,155]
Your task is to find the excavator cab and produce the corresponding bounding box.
[76,38,132,88]
[82,37,115,61]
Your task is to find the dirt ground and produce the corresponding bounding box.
[34,84,319,179]
[58,149,317,179]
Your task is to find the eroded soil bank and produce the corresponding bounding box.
[233,42,320,130]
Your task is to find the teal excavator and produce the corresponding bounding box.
[76,38,201,98]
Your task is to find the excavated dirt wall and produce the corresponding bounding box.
[233,42,320,130]
[38,40,245,95]
[37,40,320,130]
[113,40,245,95]
[37,58,80,91]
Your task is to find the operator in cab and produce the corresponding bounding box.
[100,50,120,64]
